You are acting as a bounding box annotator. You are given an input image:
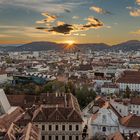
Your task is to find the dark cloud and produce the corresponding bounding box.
[36,27,47,30]
[36,11,104,35]
[64,9,71,13]
[49,24,73,34]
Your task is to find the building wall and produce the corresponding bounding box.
[33,122,82,140]
[119,125,140,135]
[110,100,128,117]
[91,108,119,136]
[0,89,11,115]
[118,83,140,92]
[101,87,119,94]
[128,104,140,116]
[110,100,140,116]
[0,74,8,83]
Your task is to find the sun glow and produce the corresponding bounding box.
[64,40,76,51]
[65,40,75,45]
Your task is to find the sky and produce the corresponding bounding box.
[0,0,140,45]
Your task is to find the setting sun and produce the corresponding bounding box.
[65,40,75,45]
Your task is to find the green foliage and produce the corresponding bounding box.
[123,85,131,98]
[43,82,53,93]
[75,86,96,108]
[5,57,13,64]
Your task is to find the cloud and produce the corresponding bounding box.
[48,24,73,34]
[64,9,71,13]
[41,12,57,23]
[90,5,111,14]
[136,0,140,5]
[36,27,47,30]
[83,17,103,29]
[0,0,88,13]
[36,15,103,35]
[131,29,140,34]
[72,16,80,19]
[73,33,86,36]
[0,34,14,38]
[57,21,65,26]
[130,8,140,17]
[126,6,133,10]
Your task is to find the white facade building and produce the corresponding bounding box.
[116,70,140,92]
[110,97,140,117]
[101,84,119,94]
[90,108,119,137]
[0,89,11,115]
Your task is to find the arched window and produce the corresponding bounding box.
[102,127,106,132]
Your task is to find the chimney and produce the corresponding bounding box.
[64,94,67,107]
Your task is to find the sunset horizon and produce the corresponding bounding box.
[0,0,140,46]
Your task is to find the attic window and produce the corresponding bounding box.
[74,115,77,120]
[56,115,59,120]
[38,116,42,121]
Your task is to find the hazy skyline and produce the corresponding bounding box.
[0,0,140,45]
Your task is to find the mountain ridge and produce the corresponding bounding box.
[0,40,140,52]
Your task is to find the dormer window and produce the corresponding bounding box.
[56,115,59,120]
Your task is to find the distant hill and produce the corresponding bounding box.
[76,43,110,51]
[111,40,140,51]
[0,40,140,52]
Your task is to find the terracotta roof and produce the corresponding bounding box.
[4,123,21,140]
[77,64,92,71]
[120,115,140,128]
[94,96,106,108]
[102,83,119,88]
[4,122,40,140]
[130,97,140,105]
[108,131,124,140]
[116,70,140,84]
[13,93,83,124]
[0,107,24,132]
[20,123,40,140]
[0,70,7,75]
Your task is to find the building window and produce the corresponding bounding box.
[56,115,59,120]
[62,136,65,140]
[76,136,79,140]
[76,125,79,131]
[62,125,65,131]
[49,136,52,140]
[42,136,45,140]
[56,125,58,130]
[102,115,107,124]
[102,127,106,132]
[69,125,72,131]
[69,136,72,140]
[49,125,52,131]
[55,136,58,140]
[42,125,45,130]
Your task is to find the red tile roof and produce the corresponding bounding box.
[116,70,140,84]
[120,115,140,128]
[130,97,140,105]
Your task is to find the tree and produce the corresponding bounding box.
[75,86,96,109]
[34,85,41,94]
[65,81,76,94]
[124,86,131,98]
[44,82,53,93]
